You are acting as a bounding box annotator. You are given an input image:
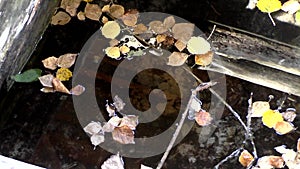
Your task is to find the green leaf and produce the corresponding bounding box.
[11,68,42,83]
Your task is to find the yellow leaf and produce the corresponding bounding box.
[257,0,282,13]
[101,21,121,39]
[262,109,283,128]
[56,68,73,81]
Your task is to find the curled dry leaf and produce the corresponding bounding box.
[91,134,105,147]
[38,74,54,87]
[112,125,135,144]
[119,115,139,130]
[77,11,86,21]
[60,0,81,16]
[195,51,214,66]
[42,56,58,70]
[134,23,148,34]
[109,4,125,19]
[149,20,168,34]
[84,121,103,135]
[187,36,211,55]
[85,3,102,21]
[174,40,186,52]
[239,150,254,167]
[101,153,124,169]
[56,68,72,81]
[256,156,284,169]
[102,21,121,39]
[57,53,77,68]
[122,13,138,27]
[52,78,70,94]
[105,46,121,59]
[251,101,270,117]
[163,16,175,29]
[195,109,212,126]
[172,23,194,43]
[70,85,85,96]
[167,52,189,66]
[274,121,295,135]
[51,11,71,25]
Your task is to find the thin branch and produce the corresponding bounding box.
[207,25,216,41]
[268,13,276,26]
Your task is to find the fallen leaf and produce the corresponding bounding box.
[282,0,300,14]
[85,3,102,21]
[109,4,125,19]
[256,0,282,13]
[106,103,116,117]
[109,39,119,47]
[91,133,105,147]
[251,101,270,117]
[163,16,176,29]
[174,40,186,51]
[167,52,189,66]
[274,121,295,135]
[239,150,254,167]
[162,36,175,47]
[172,23,194,43]
[60,0,81,16]
[119,45,130,54]
[134,23,148,34]
[103,122,115,133]
[112,125,135,144]
[42,56,58,70]
[107,116,122,127]
[51,11,71,25]
[57,53,77,68]
[113,95,125,111]
[275,145,299,169]
[11,69,42,83]
[262,110,283,128]
[84,121,103,135]
[52,78,70,94]
[195,51,214,66]
[187,36,211,55]
[70,85,85,95]
[102,4,110,13]
[256,156,284,169]
[101,153,124,169]
[56,68,72,81]
[140,164,153,169]
[122,13,138,27]
[298,138,300,152]
[156,34,167,43]
[119,115,139,130]
[190,97,202,112]
[77,11,86,21]
[101,16,109,24]
[38,74,54,87]
[102,21,121,39]
[195,109,212,126]
[282,108,297,122]
[105,46,121,59]
[40,87,55,93]
[149,20,168,34]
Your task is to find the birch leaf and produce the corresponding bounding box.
[187,37,211,55]
[239,150,254,167]
[167,52,189,66]
[42,56,58,70]
[112,125,135,144]
[251,101,270,117]
[38,74,54,87]
[172,23,194,43]
[195,110,212,126]
[256,0,282,13]
[70,85,85,96]
[195,51,214,66]
[102,21,121,39]
[91,134,105,147]
[52,78,70,94]
[85,3,102,21]
[51,11,71,25]
[57,53,77,68]
[84,121,103,135]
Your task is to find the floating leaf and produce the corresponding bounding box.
[195,109,212,126]
[274,121,295,135]
[102,21,121,39]
[70,85,85,96]
[119,115,139,130]
[52,78,70,94]
[256,0,282,13]
[85,3,102,21]
[282,0,300,14]
[262,110,283,128]
[56,68,72,81]
[101,153,124,169]
[60,0,81,16]
[167,52,189,66]
[163,16,176,29]
[109,4,125,19]
[112,125,135,144]
[105,46,121,59]
[107,116,122,127]
[84,121,103,135]
[77,11,86,21]
[57,53,77,68]
[42,56,58,70]
[275,144,300,169]
[251,101,270,117]
[174,40,186,52]
[38,74,54,87]
[239,150,254,167]
[172,23,194,43]
[91,133,105,147]
[187,37,211,55]
[195,51,214,66]
[51,11,71,25]
[12,69,42,83]
[122,13,138,27]
[149,20,168,34]
[134,23,148,34]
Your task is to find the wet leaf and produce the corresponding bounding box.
[187,37,211,55]
[274,121,295,135]
[40,87,55,93]
[106,103,115,117]
[256,0,282,13]
[38,74,54,87]
[105,46,121,59]
[101,153,124,169]
[119,45,130,54]
[42,56,58,70]
[52,78,70,94]
[102,21,121,39]
[167,52,189,66]
[91,133,105,147]
[85,3,102,21]
[149,20,168,34]
[70,85,85,96]
[262,110,283,128]
[195,109,212,126]
[57,53,77,68]
[112,125,135,144]
[282,0,300,14]
[77,11,86,21]
[84,121,103,135]
[56,68,72,81]
[256,156,284,169]
[195,51,214,66]
[172,23,194,43]
[163,16,175,29]
[109,4,125,19]
[174,40,186,52]
[122,13,138,27]
[239,150,254,167]
[156,34,166,43]
[134,23,148,34]
[282,108,297,122]
[51,11,71,25]
[251,101,270,117]
[109,39,119,47]
[60,0,81,16]
[119,115,139,130]
[12,69,42,83]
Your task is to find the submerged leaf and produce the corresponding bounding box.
[57,53,77,68]
[112,125,135,144]
[42,56,58,70]
[149,20,168,34]
[256,0,282,13]
[105,46,121,59]
[102,21,121,39]
[119,115,139,130]
[167,52,189,66]
[122,13,138,27]
[60,0,81,16]
[134,23,148,34]
[113,95,126,112]
[91,134,105,147]
[163,16,176,29]
[174,40,186,52]
[12,69,42,83]
[40,87,55,93]
[38,74,54,87]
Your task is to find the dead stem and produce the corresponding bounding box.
[207,25,216,41]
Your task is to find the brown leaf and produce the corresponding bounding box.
[149,20,168,34]
[109,4,125,19]
[172,23,194,43]
[38,74,54,87]
[42,56,58,70]
[102,4,110,13]
[52,78,70,94]
[70,85,85,96]
[119,115,139,130]
[195,51,214,66]
[195,110,212,126]
[134,23,148,34]
[174,40,186,52]
[163,16,176,29]
[162,36,175,47]
[112,125,135,144]
[122,13,138,27]
[156,34,166,43]
[239,150,254,167]
[77,11,86,21]
[84,3,102,21]
[257,156,284,168]
[274,121,295,135]
[51,11,71,25]
[167,52,189,66]
[60,0,81,16]
[57,53,77,68]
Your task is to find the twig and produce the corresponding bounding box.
[207,25,216,41]
[268,13,276,26]
[156,82,216,169]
